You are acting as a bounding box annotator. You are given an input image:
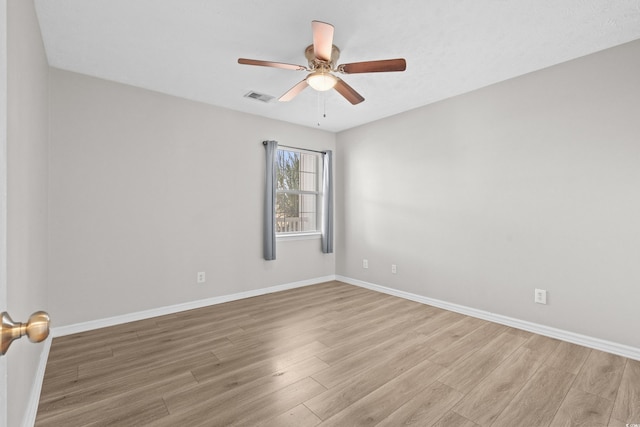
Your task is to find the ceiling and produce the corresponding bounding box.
[34,0,640,133]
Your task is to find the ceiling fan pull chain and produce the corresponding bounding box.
[317,91,321,126]
[323,94,327,119]
[316,92,328,127]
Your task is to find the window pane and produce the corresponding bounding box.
[299,194,317,232]
[276,150,300,191]
[276,193,298,233]
[300,153,317,191]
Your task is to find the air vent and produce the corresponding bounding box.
[244,91,275,103]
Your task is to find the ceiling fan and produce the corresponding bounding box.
[238,20,406,105]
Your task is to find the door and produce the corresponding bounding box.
[1,2,9,426]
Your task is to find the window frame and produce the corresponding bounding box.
[275,147,323,238]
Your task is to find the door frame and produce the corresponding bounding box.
[1,1,9,426]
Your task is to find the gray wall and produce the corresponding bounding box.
[336,39,640,348]
[48,69,336,326]
[6,0,50,425]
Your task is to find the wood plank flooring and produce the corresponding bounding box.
[36,281,640,426]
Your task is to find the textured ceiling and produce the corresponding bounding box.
[35,0,640,132]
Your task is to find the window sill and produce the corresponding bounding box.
[276,232,321,241]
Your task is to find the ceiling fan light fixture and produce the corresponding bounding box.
[307,71,337,91]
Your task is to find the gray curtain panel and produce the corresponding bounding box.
[263,140,278,260]
[321,150,334,254]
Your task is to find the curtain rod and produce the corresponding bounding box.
[262,141,326,155]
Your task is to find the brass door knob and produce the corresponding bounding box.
[0,311,50,356]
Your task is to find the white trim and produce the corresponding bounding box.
[36,272,639,427]
[52,275,336,337]
[336,275,640,361]
[276,232,321,241]
[0,1,8,425]
[22,337,51,427]
[50,273,640,356]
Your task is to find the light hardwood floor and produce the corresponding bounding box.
[36,281,640,426]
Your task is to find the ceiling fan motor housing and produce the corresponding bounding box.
[305,44,340,70]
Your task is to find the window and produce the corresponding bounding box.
[276,148,321,235]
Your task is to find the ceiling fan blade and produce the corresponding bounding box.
[339,58,407,74]
[334,78,364,105]
[279,79,309,102]
[238,58,306,71]
[312,21,334,62]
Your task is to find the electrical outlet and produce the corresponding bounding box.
[197,272,206,284]
[391,264,397,274]
[363,259,368,269]
[535,288,547,304]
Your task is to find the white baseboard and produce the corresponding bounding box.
[51,275,337,337]
[337,275,640,361]
[31,272,638,426]
[22,336,51,427]
[29,276,335,426]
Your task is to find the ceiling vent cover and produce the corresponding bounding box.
[244,91,275,103]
